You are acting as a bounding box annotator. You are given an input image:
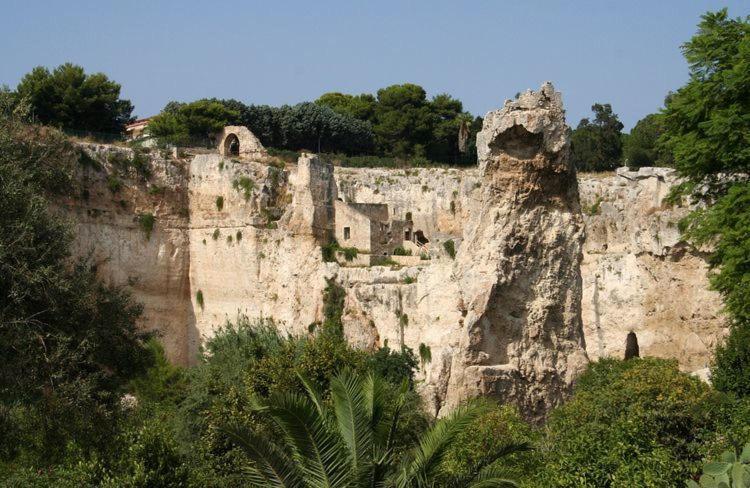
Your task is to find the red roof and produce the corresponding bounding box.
[126,117,152,129]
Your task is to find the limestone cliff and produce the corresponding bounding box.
[59,86,727,420]
[448,83,588,418]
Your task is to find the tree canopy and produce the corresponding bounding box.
[15,63,134,133]
[147,99,240,145]
[570,103,625,172]
[661,9,750,180]
[317,84,478,164]
[0,118,151,465]
[660,9,750,398]
[622,113,672,168]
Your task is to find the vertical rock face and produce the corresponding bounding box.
[448,83,589,420]
[60,97,727,421]
[282,153,337,241]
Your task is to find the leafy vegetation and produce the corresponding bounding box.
[687,443,750,487]
[662,9,750,397]
[137,212,155,240]
[225,370,522,487]
[3,8,750,488]
[14,63,134,132]
[443,239,456,259]
[570,103,625,172]
[0,117,152,470]
[535,358,726,487]
[232,175,255,200]
[622,113,672,169]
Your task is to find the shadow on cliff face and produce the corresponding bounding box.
[489,125,544,160]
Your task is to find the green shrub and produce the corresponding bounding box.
[137,212,155,240]
[443,239,456,259]
[235,230,242,242]
[107,175,122,193]
[104,418,188,487]
[418,342,431,367]
[322,240,339,262]
[712,324,750,397]
[393,246,412,256]
[439,401,536,485]
[129,338,186,406]
[585,196,604,216]
[215,195,224,211]
[536,358,725,487]
[212,229,220,240]
[232,176,255,201]
[341,246,358,261]
[196,290,204,310]
[404,276,416,284]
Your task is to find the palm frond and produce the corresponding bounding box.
[266,390,352,487]
[222,422,305,488]
[299,372,328,419]
[364,372,387,432]
[394,401,488,488]
[465,464,520,488]
[384,377,410,453]
[331,371,374,479]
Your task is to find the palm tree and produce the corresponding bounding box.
[223,371,523,487]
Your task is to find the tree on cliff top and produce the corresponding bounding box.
[622,112,672,169]
[570,103,624,172]
[15,63,134,133]
[660,9,750,397]
[147,99,240,145]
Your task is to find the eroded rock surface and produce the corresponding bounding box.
[59,96,727,420]
[448,83,589,419]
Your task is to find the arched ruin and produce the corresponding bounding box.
[217,126,267,159]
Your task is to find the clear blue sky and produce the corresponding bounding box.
[1,0,746,130]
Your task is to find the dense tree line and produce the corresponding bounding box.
[145,83,481,165]
[5,62,674,170]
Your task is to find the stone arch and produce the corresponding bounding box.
[218,126,267,158]
[224,133,240,156]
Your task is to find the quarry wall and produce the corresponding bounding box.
[62,89,727,417]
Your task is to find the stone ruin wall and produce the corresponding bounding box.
[60,85,728,418]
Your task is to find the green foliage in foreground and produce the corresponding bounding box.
[536,358,726,487]
[660,9,750,181]
[225,370,522,487]
[688,443,750,488]
[0,119,152,467]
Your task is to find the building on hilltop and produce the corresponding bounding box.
[125,118,152,140]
